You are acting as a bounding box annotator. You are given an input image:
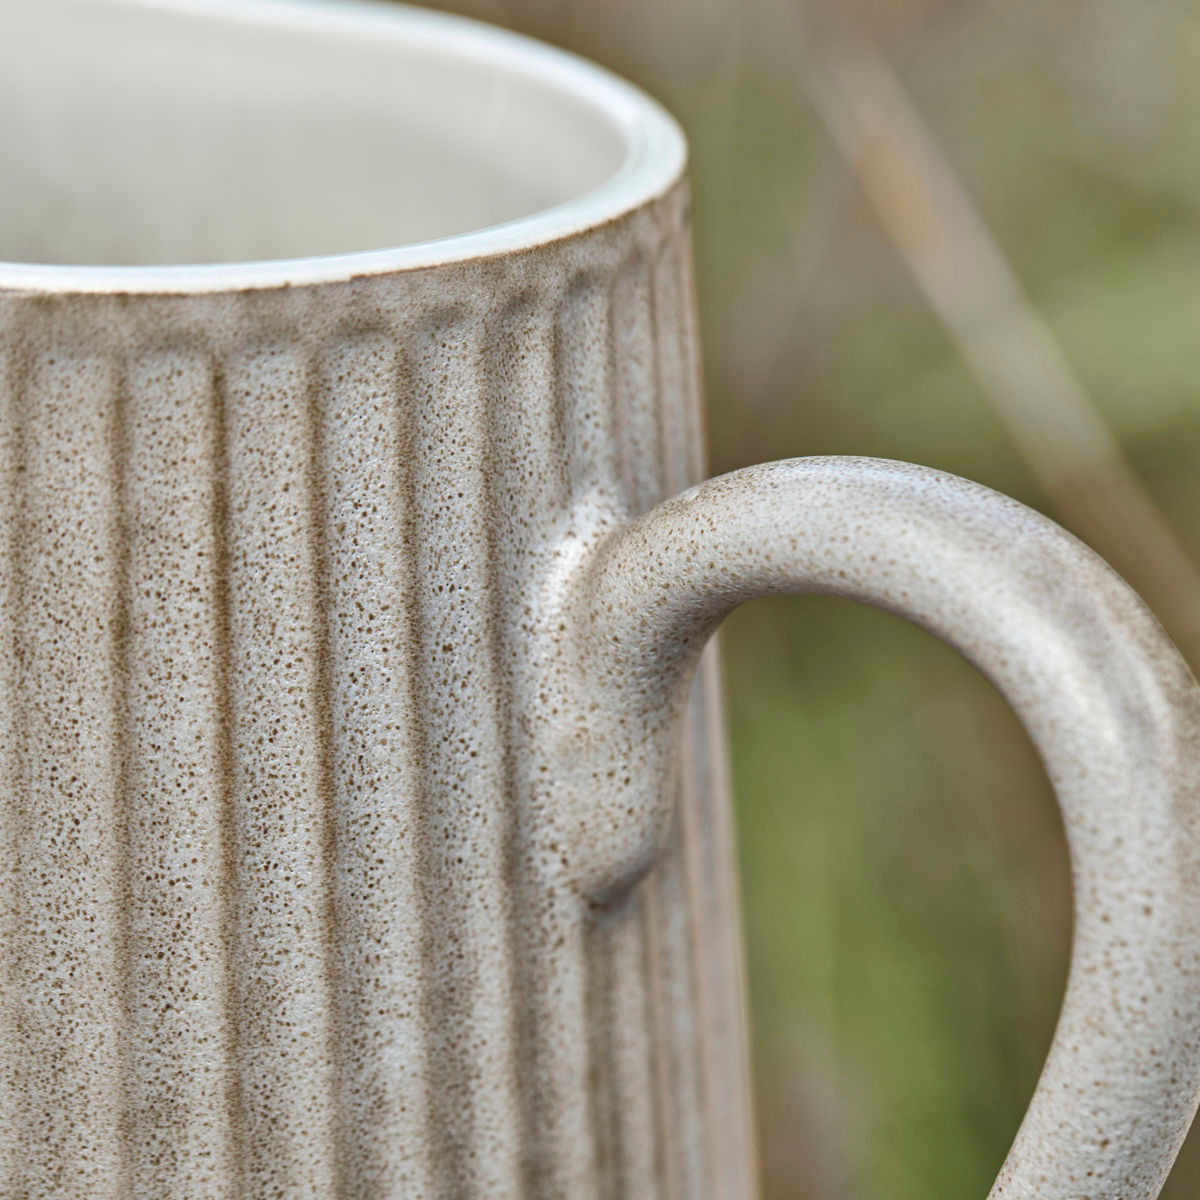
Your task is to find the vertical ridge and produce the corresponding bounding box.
[210,357,248,1190]
[696,648,760,1195]
[582,934,617,1198]
[598,902,659,1197]
[301,350,349,1199]
[409,307,523,1198]
[647,228,709,1199]
[611,251,665,517]
[651,808,708,1200]
[315,332,436,1196]
[557,272,623,514]
[110,358,135,1200]
[553,268,629,1200]
[640,236,685,1200]
[642,887,680,1198]
[653,232,692,503]
[611,241,677,1200]
[15,352,127,1197]
[0,345,24,1195]
[396,357,444,1198]
[122,350,241,1198]
[661,227,722,1200]
[674,216,709,488]
[587,241,663,1190]
[677,678,719,1195]
[601,252,657,1200]
[575,258,636,1200]
[223,344,342,1197]
[479,288,571,1197]
[404,492,447,1200]
[482,385,534,1200]
[675,211,759,1196]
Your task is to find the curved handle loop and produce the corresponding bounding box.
[552,456,1200,1197]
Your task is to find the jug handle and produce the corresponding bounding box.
[554,455,1200,1198]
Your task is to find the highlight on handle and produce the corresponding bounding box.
[541,455,1200,1198]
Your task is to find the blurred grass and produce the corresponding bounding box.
[429,0,1200,1192]
[724,596,1069,1197]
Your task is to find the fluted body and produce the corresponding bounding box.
[0,184,757,1198]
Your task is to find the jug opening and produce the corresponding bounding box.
[0,0,683,286]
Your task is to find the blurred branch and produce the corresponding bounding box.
[796,33,1200,665]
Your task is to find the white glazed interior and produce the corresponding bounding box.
[0,0,685,291]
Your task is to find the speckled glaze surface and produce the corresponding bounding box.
[3,3,1200,1199]
[562,458,1200,1197]
[0,183,765,1198]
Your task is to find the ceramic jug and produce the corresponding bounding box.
[2,1,1200,1197]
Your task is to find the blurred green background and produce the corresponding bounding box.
[437,0,1200,1193]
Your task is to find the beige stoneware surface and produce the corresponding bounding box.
[3,3,1200,1198]
[0,187,757,1198]
[563,456,1200,1197]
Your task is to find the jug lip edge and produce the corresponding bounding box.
[0,0,688,296]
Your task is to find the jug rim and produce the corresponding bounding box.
[0,0,687,295]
